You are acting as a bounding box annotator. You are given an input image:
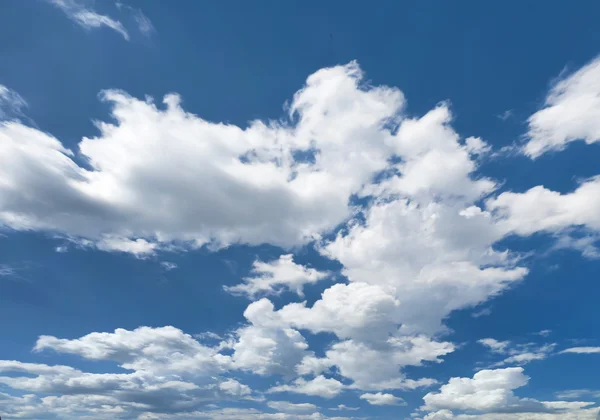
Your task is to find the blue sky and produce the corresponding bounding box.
[1,0,600,419]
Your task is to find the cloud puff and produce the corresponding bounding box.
[420,367,596,418]
[524,55,600,158]
[225,254,328,298]
[360,392,406,406]
[268,375,345,398]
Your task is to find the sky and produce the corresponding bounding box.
[1,0,600,419]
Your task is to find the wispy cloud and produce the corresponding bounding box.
[48,0,130,40]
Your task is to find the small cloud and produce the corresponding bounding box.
[472,307,492,318]
[330,404,360,411]
[116,1,155,37]
[497,109,513,120]
[360,392,406,406]
[47,0,130,40]
[0,264,16,277]
[536,329,552,337]
[160,261,178,271]
[55,245,68,253]
[0,85,28,121]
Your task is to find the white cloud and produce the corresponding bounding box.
[478,338,556,367]
[228,299,310,377]
[48,0,130,40]
[524,55,600,158]
[161,261,178,271]
[555,389,600,399]
[266,401,318,414]
[360,392,406,406]
[422,367,534,413]
[330,404,360,411]
[0,263,15,277]
[420,367,597,419]
[560,347,600,354]
[268,375,345,398]
[0,62,404,253]
[0,84,27,120]
[225,254,328,298]
[487,176,600,236]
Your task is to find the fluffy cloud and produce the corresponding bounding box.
[268,375,345,398]
[419,367,596,419]
[0,62,403,252]
[224,254,328,298]
[266,401,318,414]
[487,177,600,235]
[560,347,600,354]
[228,299,310,377]
[422,367,534,412]
[524,55,600,158]
[360,392,406,406]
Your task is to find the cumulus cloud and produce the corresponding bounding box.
[0,62,404,252]
[4,59,600,419]
[224,254,328,298]
[268,375,345,398]
[524,55,600,158]
[360,392,406,406]
[419,367,596,419]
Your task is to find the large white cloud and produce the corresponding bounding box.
[419,367,596,419]
[524,55,600,158]
[0,62,403,253]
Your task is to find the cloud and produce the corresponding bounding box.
[268,376,345,398]
[477,338,556,367]
[0,85,28,120]
[420,367,596,419]
[560,347,600,354]
[224,254,328,298]
[330,404,360,411]
[48,0,130,40]
[0,263,15,277]
[555,389,600,399]
[360,392,406,406]
[0,62,404,253]
[487,176,600,236]
[266,401,318,414]
[524,55,600,158]
[161,261,178,271]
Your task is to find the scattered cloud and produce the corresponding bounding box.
[477,338,556,367]
[268,376,345,398]
[560,347,600,354]
[160,261,178,271]
[360,392,406,406]
[419,367,596,418]
[497,109,513,121]
[224,254,328,298]
[48,0,130,40]
[524,55,600,158]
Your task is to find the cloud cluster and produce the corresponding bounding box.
[3,54,600,418]
[418,367,596,419]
